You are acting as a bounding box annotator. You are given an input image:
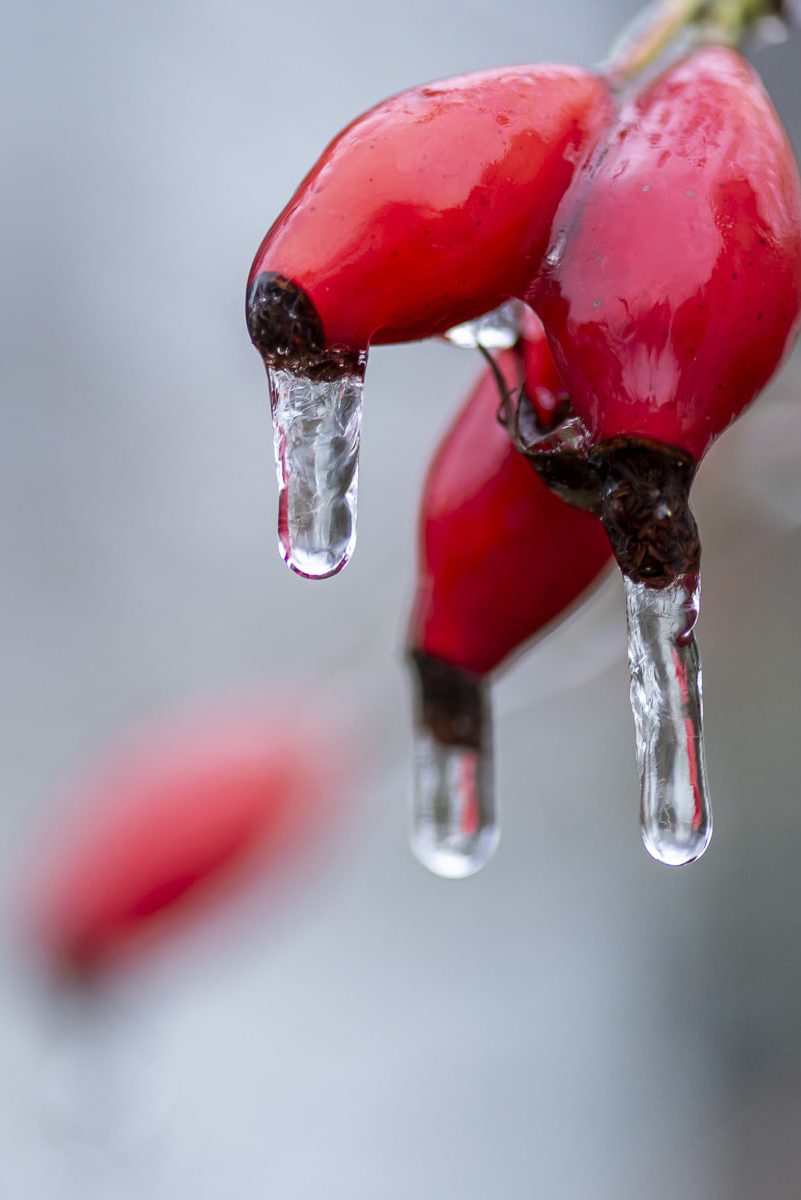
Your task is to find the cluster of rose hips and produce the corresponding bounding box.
[246,1,801,874]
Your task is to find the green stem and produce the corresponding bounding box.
[605,0,786,87]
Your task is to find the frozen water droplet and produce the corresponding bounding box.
[444,300,525,351]
[410,713,498,879]
[625,573,712,867]
[267,358,366,579]
[527,413,592,455]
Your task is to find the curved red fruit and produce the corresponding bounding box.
[248,65,612,358]
[23,704,346,977]
[409,324,612,676]
[532,46,801,462]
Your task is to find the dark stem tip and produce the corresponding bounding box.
[522,433,700,587]
[408,651,488,750]
[596,438,700,587]
[246,272,360,380]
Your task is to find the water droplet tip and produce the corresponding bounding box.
[281,543,352,580]
[410,731,496,879]
[410,826,500,879]
[642,826,712,868]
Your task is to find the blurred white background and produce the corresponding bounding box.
[3,1,801,1196]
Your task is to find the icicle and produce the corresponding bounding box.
[408,659,498,878]
[444,300,525,351]
[267,357,366,579]
[624,572,712,866]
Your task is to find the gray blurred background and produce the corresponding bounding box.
[2,1,801,1196]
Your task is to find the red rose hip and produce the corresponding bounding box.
[528,46,801,864]
[407,322,611,876]
[24,704,346,979]
[246,64,612,579]
[534,46,801,465]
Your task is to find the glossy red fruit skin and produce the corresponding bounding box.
[532,46,801,463]
[409,326,612,677]
[24,706,344,978]
[519,305,570,430]
[249,65,612,353]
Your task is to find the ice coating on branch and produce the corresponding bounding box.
[411,724,498,879]
[408,657,498,878]
[444,300,525,351]
[267,360,366,579]
[625,573,712,867]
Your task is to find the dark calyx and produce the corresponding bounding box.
[409,652,488,750]
[246,272,359,380]
[525,435,700,588]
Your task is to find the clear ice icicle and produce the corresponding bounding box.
[267,358,366,579]
[410,679,498,879]
[624,572,712,866]
[444,300,525,351]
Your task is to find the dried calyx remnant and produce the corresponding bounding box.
[498,387,700,588]
[595,440,700,586]
[246,272,360,379]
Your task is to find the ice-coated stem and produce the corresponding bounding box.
[624,572,712,866]
[604,0,789,89]
[408,654,499,878]
[267,358,366,579]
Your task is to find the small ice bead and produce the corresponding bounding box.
[267,358,366,579]
[410,724,498,879]
[624,573,712,867]
[444,300,525,351]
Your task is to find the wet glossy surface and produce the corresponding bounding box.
[250,66,611,352]
[625,573,712,866]
[13,1,801,1194]
[408,325,612,676]
[533,47,801,461]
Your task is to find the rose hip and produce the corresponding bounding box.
[407,322,611,876]
[534,46,801,474]
[246,64,612,579]
[248,65,611,364]
[526,46,801,864]
[24,704,346,979]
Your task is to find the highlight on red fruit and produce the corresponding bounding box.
[407,319,612,879]
[21,701,350,978]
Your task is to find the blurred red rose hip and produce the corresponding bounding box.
[23,703,349,978]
